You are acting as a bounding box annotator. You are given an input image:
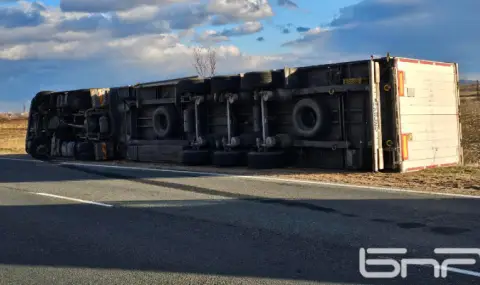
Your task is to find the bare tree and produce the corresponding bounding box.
[208,47,217,77]
[192,46,217,78]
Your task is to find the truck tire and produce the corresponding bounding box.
[247,151,285,169]
[292,98,326,138]
[152,105,177,139]
[241,71,273,91]
[183,107,195,134]
[213,151,245,167]
[76,142,90,153]
[26,140,32,154]
[29,138,50,160]
[180,149,211,166]
[67,142,76,157]
[76,150,95,161]
[73,142,93,160]
[60,142,69,157]
[176,78,210,94]
[211,76,241,94]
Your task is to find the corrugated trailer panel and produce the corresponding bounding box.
[408,147,459,161]
[395,58,462,172]
[401,114,459,135]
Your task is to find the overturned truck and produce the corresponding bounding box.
[26,56,463,172]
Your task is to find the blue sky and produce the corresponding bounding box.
[0,0,479,112]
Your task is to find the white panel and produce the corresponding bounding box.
[402,156,459,171]
[401,117,459,133]
[408,139,460,151]
[399,106,458,115]
[408,146,458,160]
[396,58,461,172]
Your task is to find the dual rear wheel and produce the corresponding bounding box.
[180,149,286,169]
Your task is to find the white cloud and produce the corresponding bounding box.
[195,21,263,44]
[0,39,105,60]
[221,21,262,36]
[115,5,161,22]
[60,0,193,13]
[208,0,273,24]
[304,27,322,35]
[195,30,230,44]
[0,0,46,28]
[282,26,329,47]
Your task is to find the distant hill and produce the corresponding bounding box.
[460,79,478,84]
[0,112,29,121]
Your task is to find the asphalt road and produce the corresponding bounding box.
[0,155,479,285]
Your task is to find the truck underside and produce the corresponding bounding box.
[25,56,462,172]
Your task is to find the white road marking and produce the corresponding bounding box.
[33,192,113,208]
[60,162,223,177]
[417,264,480,279]
[59,162,480,199]
[444,266,480,278]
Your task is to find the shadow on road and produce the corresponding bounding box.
[0,197,478,285]
[0,153,371,183]
[0,154,228,182]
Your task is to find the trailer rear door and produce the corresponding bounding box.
[395,58,462,172]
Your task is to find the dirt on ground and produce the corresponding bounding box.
[1,98,479,196]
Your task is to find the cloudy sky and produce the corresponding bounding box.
[1,0,479,111]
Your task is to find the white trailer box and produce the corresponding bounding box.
[392,58,462,172]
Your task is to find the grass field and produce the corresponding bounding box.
[461,98,480,166]
[460,82,480,97]
[0,116,27,154]
[1,92,479,195]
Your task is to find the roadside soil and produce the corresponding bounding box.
[100,160,480,196]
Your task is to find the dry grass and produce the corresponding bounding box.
[460,83,480,98]
[269,166,480,196]
[461,98,480,165]
[0,118,27,154]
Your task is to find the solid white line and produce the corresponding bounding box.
[418,264,480,278]
[0,157,43,163]
[444,266,480,278]
[59,162,480,199]
[236,175,480,199]
[59,162,225,177]
[33,192,113,208]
